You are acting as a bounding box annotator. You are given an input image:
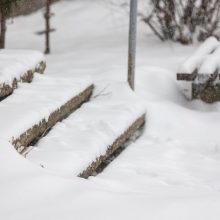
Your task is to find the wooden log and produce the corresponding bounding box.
[177,69,198,81]
[79,114,145,179]
[12,84,94,153]
[0,61,46,99]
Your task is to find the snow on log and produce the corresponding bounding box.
[26,82,146,178]
[0,50,46,99]
[79,114,145,178]
[0,74,94,153]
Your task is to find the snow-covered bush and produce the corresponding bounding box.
[143,0,220,44]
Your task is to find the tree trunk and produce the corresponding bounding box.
[0,7,6,49]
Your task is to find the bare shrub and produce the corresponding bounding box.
[142,0,220,44]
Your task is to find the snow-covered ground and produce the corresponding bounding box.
[0,74,92,143]
[27,82,145,177]
[1,0,220,219]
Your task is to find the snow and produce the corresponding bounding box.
[27,82,145,176]
[0,74,92,141]
[1,0,220,219]
[199,45,220,74]
[0,49,45,85]
[177,37,220,99]
[179,36,220,73]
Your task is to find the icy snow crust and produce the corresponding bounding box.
[0,74,92,141]
[1,0,220,219]
[27,82,146,176]
[0,49,45,85]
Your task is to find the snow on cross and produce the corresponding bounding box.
[177,37,220,103]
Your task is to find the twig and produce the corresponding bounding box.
[92,85,112,100]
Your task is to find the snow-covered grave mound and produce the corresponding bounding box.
[26,82,146,178]
[177,37,220,103]
[0,49,46,99]
[0,74,94,153]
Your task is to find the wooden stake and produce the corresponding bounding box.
[0,7,6,49]
[44,0,51,54]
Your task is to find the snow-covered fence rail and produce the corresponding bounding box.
[0,50,46,99]
[177,37,220,103]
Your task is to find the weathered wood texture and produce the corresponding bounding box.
[177,70,198,81]
[0,61,46,99]
[12,84,94,153]
[192,83,220,103]
[177,46,220,103]
[79,114,145,179]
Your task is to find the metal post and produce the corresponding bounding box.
[128,0,138,90]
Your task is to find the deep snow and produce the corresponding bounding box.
[27,82,145,176]
[179,37,220,74]
[1,0,220,219]
[0,73,92,142]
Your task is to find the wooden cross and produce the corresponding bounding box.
[36,0,55,54]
